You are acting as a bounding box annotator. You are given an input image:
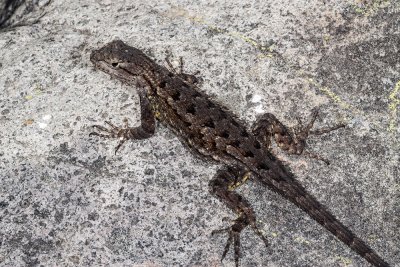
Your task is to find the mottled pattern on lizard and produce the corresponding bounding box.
[89,40,390,267]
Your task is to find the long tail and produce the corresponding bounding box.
[262,175,390,267]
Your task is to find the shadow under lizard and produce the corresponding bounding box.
[89,40,390,267]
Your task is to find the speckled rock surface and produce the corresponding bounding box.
[0,1,399,266]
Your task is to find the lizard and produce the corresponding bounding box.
[89,40,390,267]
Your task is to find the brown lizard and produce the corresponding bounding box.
[89,40,390,267]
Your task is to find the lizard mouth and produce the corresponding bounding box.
[91,58,137,84]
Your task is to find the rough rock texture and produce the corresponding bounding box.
[0,1,399,266]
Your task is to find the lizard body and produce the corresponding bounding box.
[89,40,389,267]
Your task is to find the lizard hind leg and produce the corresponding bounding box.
[252,108,345,164]
[209,167,268,267]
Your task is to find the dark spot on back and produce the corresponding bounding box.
[208,140,216,149]
[244,150,254,157]
[220,130,230,138]
[159,80,167,88]
[186,104,196,114]
[240,130,249,137]
[171,90,181,100]
[258,162,269,170]
[204,119,215,128]
[254,140,261,149]
[231,140,241,147]
[267,153,277,161]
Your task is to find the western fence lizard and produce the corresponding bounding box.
[89,40,390,267]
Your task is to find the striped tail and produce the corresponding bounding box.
[269,178,389,267]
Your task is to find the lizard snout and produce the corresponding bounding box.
[90,49,101,64]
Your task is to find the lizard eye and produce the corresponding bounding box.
[111,62,119,67]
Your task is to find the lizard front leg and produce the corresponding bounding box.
[209,167,268,267]
[164,56,201,85]
[90,88,155,154]
[252,108,345,164]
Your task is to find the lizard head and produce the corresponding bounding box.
[90,40,152,84]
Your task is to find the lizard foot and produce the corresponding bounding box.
[252,108,345,165]
[293,108,346,165]
[89,119,131,154]
[211,215,268,267]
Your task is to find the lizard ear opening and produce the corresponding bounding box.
[112,62,119,67]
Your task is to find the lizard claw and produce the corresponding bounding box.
[290,108,346,165]
[212,225,241,265]
[114,138,127,155]
[212,217,268,267]
[89,120,132,153]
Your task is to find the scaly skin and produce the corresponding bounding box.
[89,40,389,267]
